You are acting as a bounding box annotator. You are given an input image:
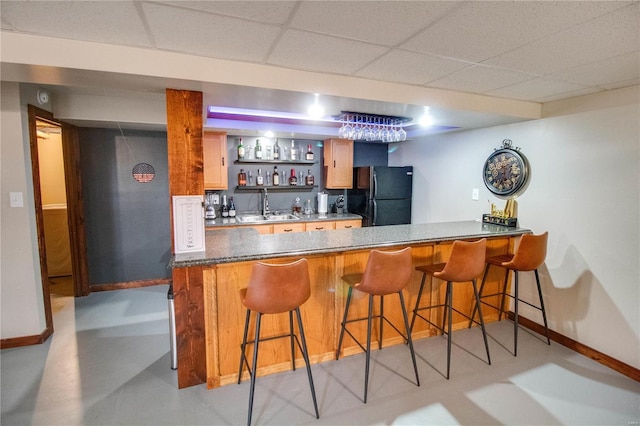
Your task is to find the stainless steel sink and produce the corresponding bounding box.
[236,215,268,223]
[236,213,300,223]
[266,214,299,221]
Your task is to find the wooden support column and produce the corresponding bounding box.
[166,89,206,388]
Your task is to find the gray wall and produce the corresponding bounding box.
[79,128,171,285]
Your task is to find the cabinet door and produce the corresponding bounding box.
[335,219,362,229]
[305,221,336,232]
[272,223,305,234]
[323,138,353,189]
[204,132,228,190]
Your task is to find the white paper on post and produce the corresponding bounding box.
[172,195,205,254]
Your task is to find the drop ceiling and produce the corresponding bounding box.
[1,1,638,137]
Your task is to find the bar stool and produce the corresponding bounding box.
[335,247,419,403]
[470,232,550,356]
[410,239,490,379]
[237,258,319,426]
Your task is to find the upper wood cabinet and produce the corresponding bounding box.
[203,131,228,190]
[323,138,353,189]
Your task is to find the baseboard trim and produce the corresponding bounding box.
[1,324,53,349]
[508,312,640,382]
[90,278,171,292]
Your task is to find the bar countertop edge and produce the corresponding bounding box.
[170,220,531,268]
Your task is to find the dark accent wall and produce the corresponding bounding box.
[354,141,388,166]
[79,128,171,285]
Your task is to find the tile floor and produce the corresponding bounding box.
[1,285,638,425]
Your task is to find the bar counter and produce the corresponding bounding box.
[169,221,530,389]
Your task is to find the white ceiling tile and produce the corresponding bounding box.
[550,52,640,86]
[290,1,457,46]
[534,87,604,103]
[488,77,591,101]
[401,1,630,62]
[485,3,640,75]
[160,1,297,24]
[0,1,152,47]
[428,65,537,94]
[356,50,469,85]
[267,29,389,75]
[141,2,281,62]
[601,78,640,91]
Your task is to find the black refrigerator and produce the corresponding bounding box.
[347,166,413,227]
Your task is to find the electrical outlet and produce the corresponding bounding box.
[212,194,220,204]
[472,188,479,201]
[9,192,24,208]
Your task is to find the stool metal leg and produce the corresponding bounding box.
[398,290,420,387]
[336,287,353,360]
[534,269,551,345]
[513,271,519,356]
[499,269,510,320]
[378,296,384,350]
[471,278,491,366]
[469,265,491,327]
[238,309,252,384]
[289,311,296,371]
[294,307,319,419]
[445,281,453,380]
[409,273,427,333]
[364,294,374,403]
[247,312,262,426]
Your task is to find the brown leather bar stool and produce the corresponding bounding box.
[237,258,319,426]
[470,232,550,356]
[410,239,490,379]
[335,247,419,403]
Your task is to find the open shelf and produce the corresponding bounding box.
[234,185,317,191]
[235,159,316,165]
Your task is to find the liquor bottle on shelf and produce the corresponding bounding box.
[221,195,229,218]
[289,168,298,186]
[255,139,263,159]
[228,197,236,218]
[237,138,245,160]
[238,169,247,186]
[273,166,280,186]
[256,168,264,186]
[306,144,314,161]
[290,140,297,160]
[273,139,280,160]
[305,169,314,186]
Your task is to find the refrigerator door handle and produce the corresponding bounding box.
[372,170,378,199]
[372,199,377,226]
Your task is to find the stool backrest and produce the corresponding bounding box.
[434,238,487,282]
[243,258,311,314]
[357,247,412,295]
[504,232,548,271]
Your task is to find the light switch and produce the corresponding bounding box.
[9,192,24,208]
[472,188,479,201]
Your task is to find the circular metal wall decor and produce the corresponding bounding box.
[132,163,155,183]
[482,139,530,198]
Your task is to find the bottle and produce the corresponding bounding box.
[256,168,264,186]
[238,169,247,186]
[273,139,280,160]
[306,144,314,161]
[292,197,302,216]
[255,139,263,159]
[237,138,245,160]
[228,197,236,218]
[289,168,298,186]
[305,169,314,186]
[273,166,280,186]
[221,195,229,218]
[290,140,297,160]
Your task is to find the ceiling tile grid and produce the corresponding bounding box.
[161,1,298,25]
[427,64,538,95]
[141,2,283,62]
[487,76,596,102]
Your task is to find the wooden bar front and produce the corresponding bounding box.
[202,236,515,389]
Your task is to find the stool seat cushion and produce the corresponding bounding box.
[500,232,548,271]
[486,254,515,267]
[416,239,487,282]
[415,263,446,275]
[348,247,412,296]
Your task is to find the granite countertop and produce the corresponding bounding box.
[171,220,530,268]
[205,212,362,228]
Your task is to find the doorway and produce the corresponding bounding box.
[28,105,89,337]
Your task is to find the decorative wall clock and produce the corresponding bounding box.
[483,139,530,197]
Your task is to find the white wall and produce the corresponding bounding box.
[392,87,640,369]
[1,82,47,338]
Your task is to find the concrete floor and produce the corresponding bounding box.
[1,285,638,425]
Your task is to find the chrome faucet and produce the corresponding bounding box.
[262,188,270,216]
